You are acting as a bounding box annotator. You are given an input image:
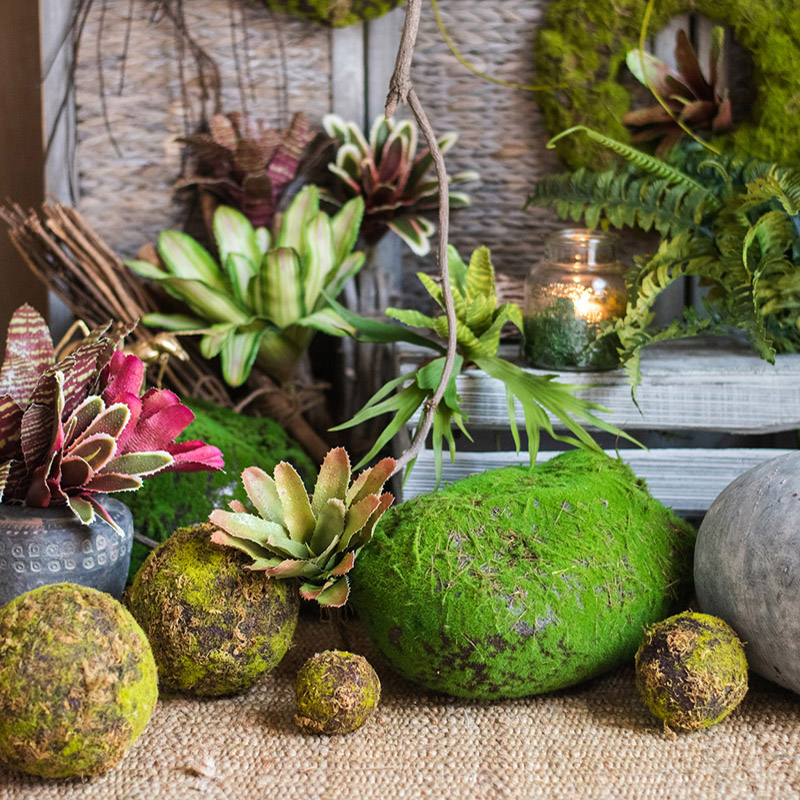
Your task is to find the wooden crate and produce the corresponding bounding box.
[396,337,800,516]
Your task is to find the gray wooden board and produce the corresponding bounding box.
[397,337,800,434]
[400,447,793,515]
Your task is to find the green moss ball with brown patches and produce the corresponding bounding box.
[636,611,748,731]
[261,0,404,27]
[351,450,697,699]
[126,524,299,697]
[295,651,381,735]
[0,583,157,779]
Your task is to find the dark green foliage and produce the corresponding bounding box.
[528,136,800,387]
[534,0,800,169]
[350,450,696,700]
[122,398,315,581]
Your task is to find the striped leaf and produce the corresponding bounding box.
[219,328,266,387]
[161,278,251,325]
[225,253,259,306]
[261,248,303,326]
[295,309,354,337]
[325,251,366,301]
[141,313,205,332]
[0,305,55,404]
[387,215,435,257]
[303,212,336,312]
[200,323,235,359]
[124,259,169,280]
[331,197,365,264]
[277,185,320,254]
[213,205,261,267]
[158,231,225,290]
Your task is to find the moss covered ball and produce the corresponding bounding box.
[126,524,299,696]
[262,0,404,27]
[351,450,696,699]
[121,399,315,580]
[0,583,157,779]
[295,651,381,735]
[635,611,748,731]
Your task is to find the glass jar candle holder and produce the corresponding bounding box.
[521,229,627,371]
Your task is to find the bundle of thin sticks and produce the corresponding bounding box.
[0,200,231,406]
[0,201,332,461]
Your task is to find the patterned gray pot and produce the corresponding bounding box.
[0,498,133,608]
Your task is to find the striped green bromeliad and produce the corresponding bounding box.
[125,186,365,387]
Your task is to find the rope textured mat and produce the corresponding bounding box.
[2,615,799,800]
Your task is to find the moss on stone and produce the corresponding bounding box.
[121,398,315,581]
[350,450,696,700]
[0,583,157,779]
[534,0,800,168]
[261,0,403,27]
[635,611,748,731]
[126,524,299,696]
[294,650,381,735]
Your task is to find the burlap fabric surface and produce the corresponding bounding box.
[2,615,799,800]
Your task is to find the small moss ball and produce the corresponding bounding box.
[635,611,748,731]
[295,651,381,735]
[126,524,299,697]
[0,583,157,779]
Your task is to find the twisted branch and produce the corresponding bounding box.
[388,0,459,476]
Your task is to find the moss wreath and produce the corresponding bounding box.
[534,0,800,169]
[261,0,404,27]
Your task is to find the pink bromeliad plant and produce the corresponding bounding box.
[0,305,223,534]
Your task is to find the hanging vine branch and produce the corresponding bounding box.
[386,0,459,476]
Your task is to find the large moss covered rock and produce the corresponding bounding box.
[126,525,299,696]
[0,584,157,779]
[350,450,696,699]
[122,399,315,580]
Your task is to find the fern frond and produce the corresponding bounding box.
[528,169,712,238]
[546,126,708,191]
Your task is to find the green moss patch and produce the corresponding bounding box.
[261,0,403,27]
[121,398,315,581]
[350,450,696,699]
[636,611,748,731]
[535,0,800,168]
[295,650,381,735]
[126,525,299,696]
[0,583,157,779]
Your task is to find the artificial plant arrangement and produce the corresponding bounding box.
[330,244,638,482]
[0,304,223,533]
[126,185,365,388]
[209,447,395,607]
[528,127,800,385]
[177,111,318,233]
[322,113,478,256]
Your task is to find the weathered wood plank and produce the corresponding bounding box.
[331,24,366,125]
[401,447,793,514]
[398,337,800,433]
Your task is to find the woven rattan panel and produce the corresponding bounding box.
[76,0,333,258]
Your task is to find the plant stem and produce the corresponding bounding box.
[387,0,458,477]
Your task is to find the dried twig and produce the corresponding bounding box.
[387,0,458,476]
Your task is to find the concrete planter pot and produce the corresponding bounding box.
[0,498,133,608]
